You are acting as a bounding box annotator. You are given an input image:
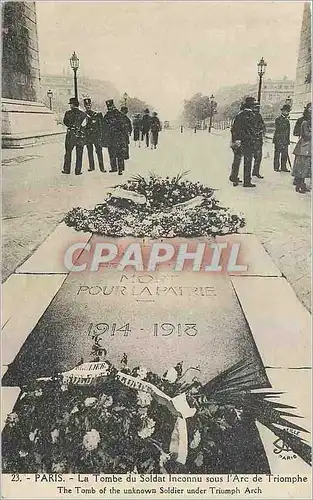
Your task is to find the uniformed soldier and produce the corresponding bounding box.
[141,108,152,147]
[132,113,142,147]
[83,97,106,172]
[252,102,266,178]
[273,104,291,172]
[102,99,128,175]
[62,97,86,175]
[120,105,133,160]
[150,111,161,149]
[230,96,257,187]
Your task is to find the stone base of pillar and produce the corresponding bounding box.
[2,98,65,149]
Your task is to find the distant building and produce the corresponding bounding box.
[291,3,311,119]
[40,74,120,122]
[2,2,63,148]
[261,76,294,105]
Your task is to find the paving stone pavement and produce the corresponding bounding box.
[2,130,311,311]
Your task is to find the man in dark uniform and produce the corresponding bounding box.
[230,96,257,187]
[150,111,161,149]
[120,105,133,160]
[132,113,142,146]
[62,97,86,175]
[229,103,244,186]
[273,104,291,172]
[252,102,266,178]
[83,97,106,172]
[102,99,128,175]
[141,108,152,147]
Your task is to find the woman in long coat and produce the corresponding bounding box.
[292,105,311,193]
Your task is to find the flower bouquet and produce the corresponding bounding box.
[2,345,311,474]
[64,173,245,238]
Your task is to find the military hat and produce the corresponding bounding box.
[83,97,91,105]
[244,96,256,106]
[121,106,128,114]
[106,99,114,107]
[144,108,150,113]
[69,97,79,106]
[281,104,291,112]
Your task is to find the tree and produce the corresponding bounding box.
[182,93,214,127]
[125,96,153,116]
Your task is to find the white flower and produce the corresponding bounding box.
[19,450,28,458]
[159,452,170,467]
[60,383,68,392]
[29,429,39,443]
[137,391,152,407]
[163,367,178,384]
[71,406,79,414]
[190,429,201,449]
[84,397,97,407]
[235,408,243,420]
[34,389,43,397]
[6,412,19,426]
[51,428,59,444]
[195,451,204,467]
[136,367,147,379]
[221,227,229,234]
[138,418,156,439]
[167,230,175,237]
[99,394,113,408]
[82,429,101,451]
[52,462,66,473]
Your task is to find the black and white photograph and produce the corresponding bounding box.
[1,1,312,498]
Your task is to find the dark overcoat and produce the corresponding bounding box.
[273,115,290,147]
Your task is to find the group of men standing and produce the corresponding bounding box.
[230,96,266,187]
[230,96,296,188]
[62,97,133,176]
[132,108,162,148]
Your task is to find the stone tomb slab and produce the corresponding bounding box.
[4,264,268,389]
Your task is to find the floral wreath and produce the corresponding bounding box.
[2,343,311,474]
[64,173,246,238]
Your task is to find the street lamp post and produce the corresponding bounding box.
[257,57,267,103]
[47,89,53,110]
[208,94,215,133]
[69,51,79,100]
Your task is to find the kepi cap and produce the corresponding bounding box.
[69,97,79,106]
[281,104,291,112]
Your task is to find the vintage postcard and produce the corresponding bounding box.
[1,1,312,499]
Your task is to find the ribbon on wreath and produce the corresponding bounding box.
[38,361,196,465]
[116,371,196,464]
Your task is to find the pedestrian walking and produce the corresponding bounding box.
[62,97,87,175]
[102,99,128,175]
[229,103,244,186]
[273,104,291,172]
[230,97,257,187]
[132,113,141,147]
[150,112,161,149]
[120,105,133,160]
[252,102,266,178]
[83,98,106,173]
[293,102,311,137]
[141,108,152,147]
[292,105,311,193]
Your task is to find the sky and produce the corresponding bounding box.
[36,1,305,119]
